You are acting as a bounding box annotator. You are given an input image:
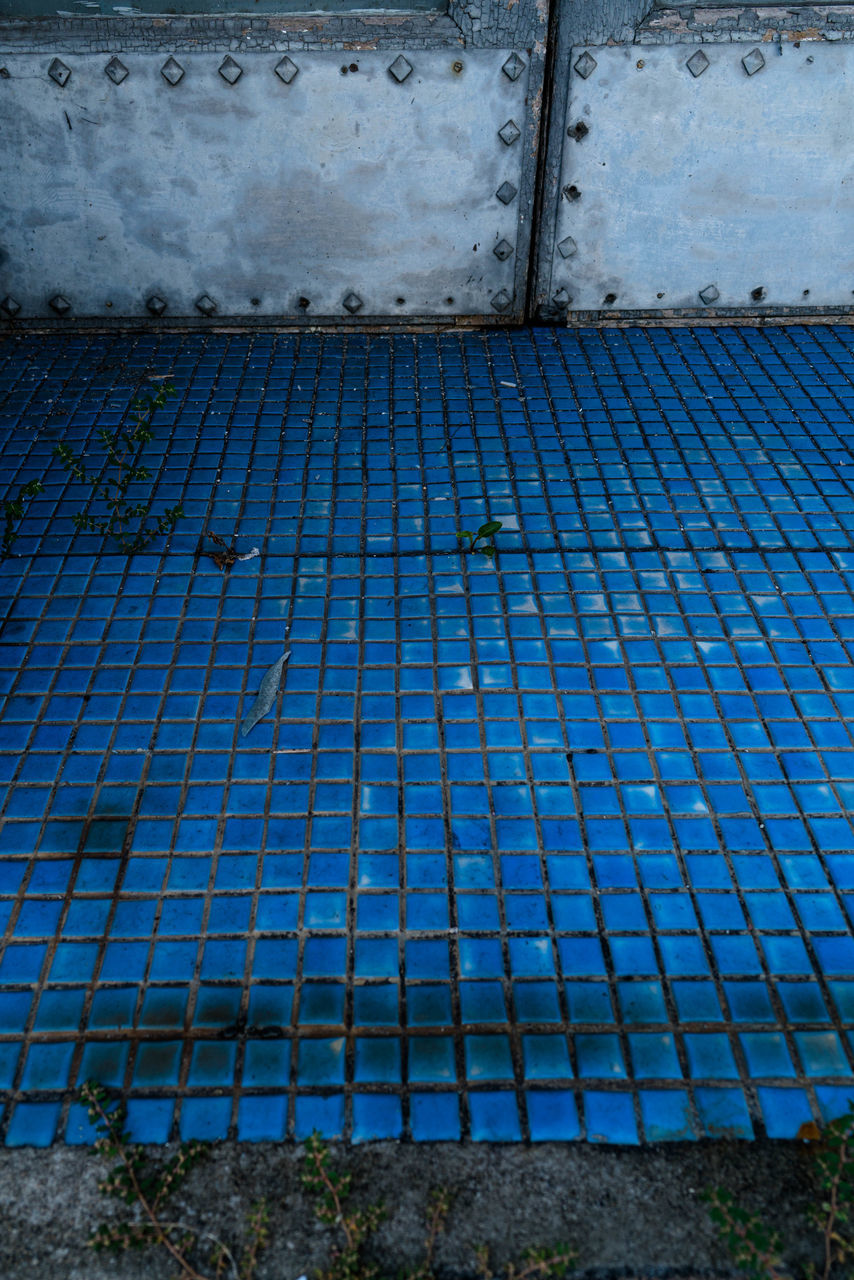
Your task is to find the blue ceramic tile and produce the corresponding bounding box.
[237,1094,288,1141]
[293,1094,346,1139]
[639,1090,694,1141]
[7,328,854,1146]
[410,1092,461,1140]
[584,1091,638,1144]
[527,1090,580,1140]
[757,1085,814,1138]
[468,1090,522,1141]
[180,1096,231,1141]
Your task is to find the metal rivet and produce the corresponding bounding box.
[49,294,71,315]
[298,296,310,309]
[563,185,581,201]
[742,48,765,76]
[48,57,71,87]
[388,55,413,83]
[0,67,10,79]
[498,119,521,146]
[146,295,167,315]
[603,292,617,306]
[557,236,578,259]
[552,288,572,307]
[568,120,589,141]
[686,50,709,77]
[502,52,526,81]
[219,55,243,84]
[104,56,128,84]
[161,57,185,85]
[574,52,597,80]
[452,61,464,74]
[274,55,299,84]
[491,289,512,312]
[699,285,719,305]
[751,286,766,301]
[343,292,363,314]
[195,294,217,315]
[496,181,517,205]
[0,296,21,317]
[493,239,514,261]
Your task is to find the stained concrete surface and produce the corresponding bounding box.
[0,1139,823,1278]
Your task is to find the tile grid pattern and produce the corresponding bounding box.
[0,327,854,1146]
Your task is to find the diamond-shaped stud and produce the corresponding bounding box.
[493,239,514,261]
[686,50,709,78]
[502,52,526,82]
[146,295,167,315]
[218,55,243,84]
[195,294,217,316]
[388,55,413,83]
[496,181,517,205]
[274,55,299,84]
[104,56,128,84]
[48,57,71,87]
[0,296,21,317]
[557,236,578,259]
[574,52,597,80]
[160,57,185,86]
[49,294,71,315]
[699,284,720,305]
[742,48,765,76]
[552,288,572,308]
[498,119,521,146]
[491,289,512,313]
[343,292,363,314]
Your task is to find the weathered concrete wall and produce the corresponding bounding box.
[532,0,854,322]
[0,47,534,323]
[0,0,548,326]
[548,37,854,317]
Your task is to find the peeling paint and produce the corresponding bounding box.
[645,13,691,32]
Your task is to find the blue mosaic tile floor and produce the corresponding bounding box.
[2,325,854,1147]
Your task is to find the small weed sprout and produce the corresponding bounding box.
[809,1106,854,1280]
[1,477,45,558]
[702,1188,788,1280]
[475,1241,577,1280]
[301,1132,387,1280]
[704,1102,854,1280]
[82,1100,574,1280]
[301,1134,571,1280]
[53,380,183,553]
[456,519,503,559]
[406,1187,453,1280]
[82,1080,268,1280]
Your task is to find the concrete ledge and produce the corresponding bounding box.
[0,1139,822,1279]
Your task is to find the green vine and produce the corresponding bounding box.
[53,380,183,553]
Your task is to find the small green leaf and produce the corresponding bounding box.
[477,520,503,537]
